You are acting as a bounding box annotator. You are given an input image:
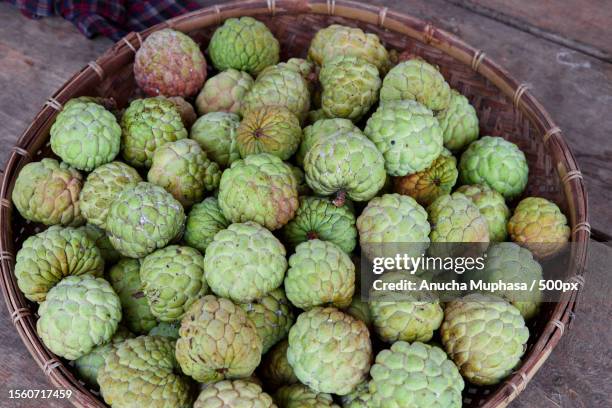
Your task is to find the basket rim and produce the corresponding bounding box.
[0,1,590,407]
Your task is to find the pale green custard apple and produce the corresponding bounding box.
[50,100,121,171]
[148,321,180,340]
[260,58,317,93]
[108,258,157,334]
[459,136,529,200]
[176,295,263,383]
[147,139,221,207]
[205,222,287,302]
[441,293,529,385]
[121,97,188,167]
[275,384,340,408]
[195,69,254,115]
[239,288,295,353]
[15,226,103,302]
[237,105,302,160]
[319,56,381,122]
[12,158,84,226]
[258,340,298,391]
[98,336,193,408]
[79,161,142,229]
[78,224,121,263]
[304,131,385,205]
[106,182,185,258]
[37,275,121,360]
[343,296,373,329]
[364,100,443,176]
[508,196,570,259]
[141,245,208,322]
[208,17,279,75]
[287,307,372,395]
[380,58,451,111]
[183,197,230,253]
[190,111,241,168]
[369,341,464,408]
[436,89,480,151]
[456,184,510,242]
[194,380,275,408]
[285,239,355,309]
[296,118,359,166]
[218,154,298,230]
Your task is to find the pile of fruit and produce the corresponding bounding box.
[10,17,571,408]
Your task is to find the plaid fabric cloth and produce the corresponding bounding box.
[5,0,200,40]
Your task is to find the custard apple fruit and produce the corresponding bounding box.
[296,118,359,166]
[194,380,276,408]
[78,224,120,263]
[183,197,230,253]
[343,296,373,329]
[148,321,180,340]
[286,163,311,196]
[190,111,241,168]
[436,89,479,151]
[274,384,340,408]
[258,340,298,390]
[456,184,510,242]
[341,381,372,408]
[260,58,316,92]
[195,69,254,115]
[164,96,197,128]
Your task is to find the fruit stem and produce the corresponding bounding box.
[332,190,346,207]
[306,231,319,240]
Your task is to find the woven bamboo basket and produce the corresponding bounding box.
[0,0,590,407]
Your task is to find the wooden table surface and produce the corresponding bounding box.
[0,1,610,407]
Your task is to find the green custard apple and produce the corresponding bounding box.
[195,69,254,115]
[296,118,359,166]
[163,96,197,128]
[106,182,185,258]
[304,131,385,205]
[208,17,279,75]
[204,222,287,302]
[285,239,355,309]
[121,97,188,168]
[369,341,464,408]
[15,226,103,302]
[175,295,262,383]
[287,307,372,395]
[441,293,529,385]
[183,197,230,253]
[148,321,180,340]
[364,100,443,176]
[77,224,121,264]
[286,163,311,196]
[260,58,317,93]
[12,158,84,226]
[456,184,510,242]
[343,296,373,329]
[436,89,480,151]
[258,340,298,391]
[459,136,529,200]
[275,384,339,408]
[190,111,241,168]
[194,380,275,408]
[218,153,298,230]
[37,275,121,360]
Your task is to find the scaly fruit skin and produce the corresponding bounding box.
[507,197,570,259]
[190,112,241,168]
[108,258,157,334]
[195,69,254,115]
[319,56,381,122]
[459,136,529,200]
[239,288,295,353]
[218,154,298,230]
[286,163,311,196]
[237,106,302,160]
[121,97,188,167]
[176,295,263,383]
[436,89,480,151]
[394,148,458,206]
[283,196,357,253]
[260,58,317,91]
[287,307,372,395]
[134,28,206,97]
[343,296,373,328]
[296,118,359,166]
[78,224,121,263]
[285,239,355,309]
[12,158,84,226]
[308,24,390,73]
[205,222,287,302]
[274,384,340,408]
[148,321,180,339]
[357,194,430,259]
[79,161,142,229]
[258,340,298,390]
[456,184,510,242]
[364,100,443,176]
[428,192,490,244]
[183,197,230,253]
[15,226,103,302]
[141,245,208,322]
[98,336,193,408]
[341,381,371,408]
[147,139,221,207]
[380,59,451,111]
[441,293,529,385]
[194,380,275,408]
[50,100,121,171]
[208,17,279,75]
[304,131,386,204]
[107,182,185,258]
[164,96,197,128]
[74,326,133,388]
[370,272,443,343]
[242,65,310,122]
[469,242,543,319]
[370,341,464,408]
[37,275,121,360]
